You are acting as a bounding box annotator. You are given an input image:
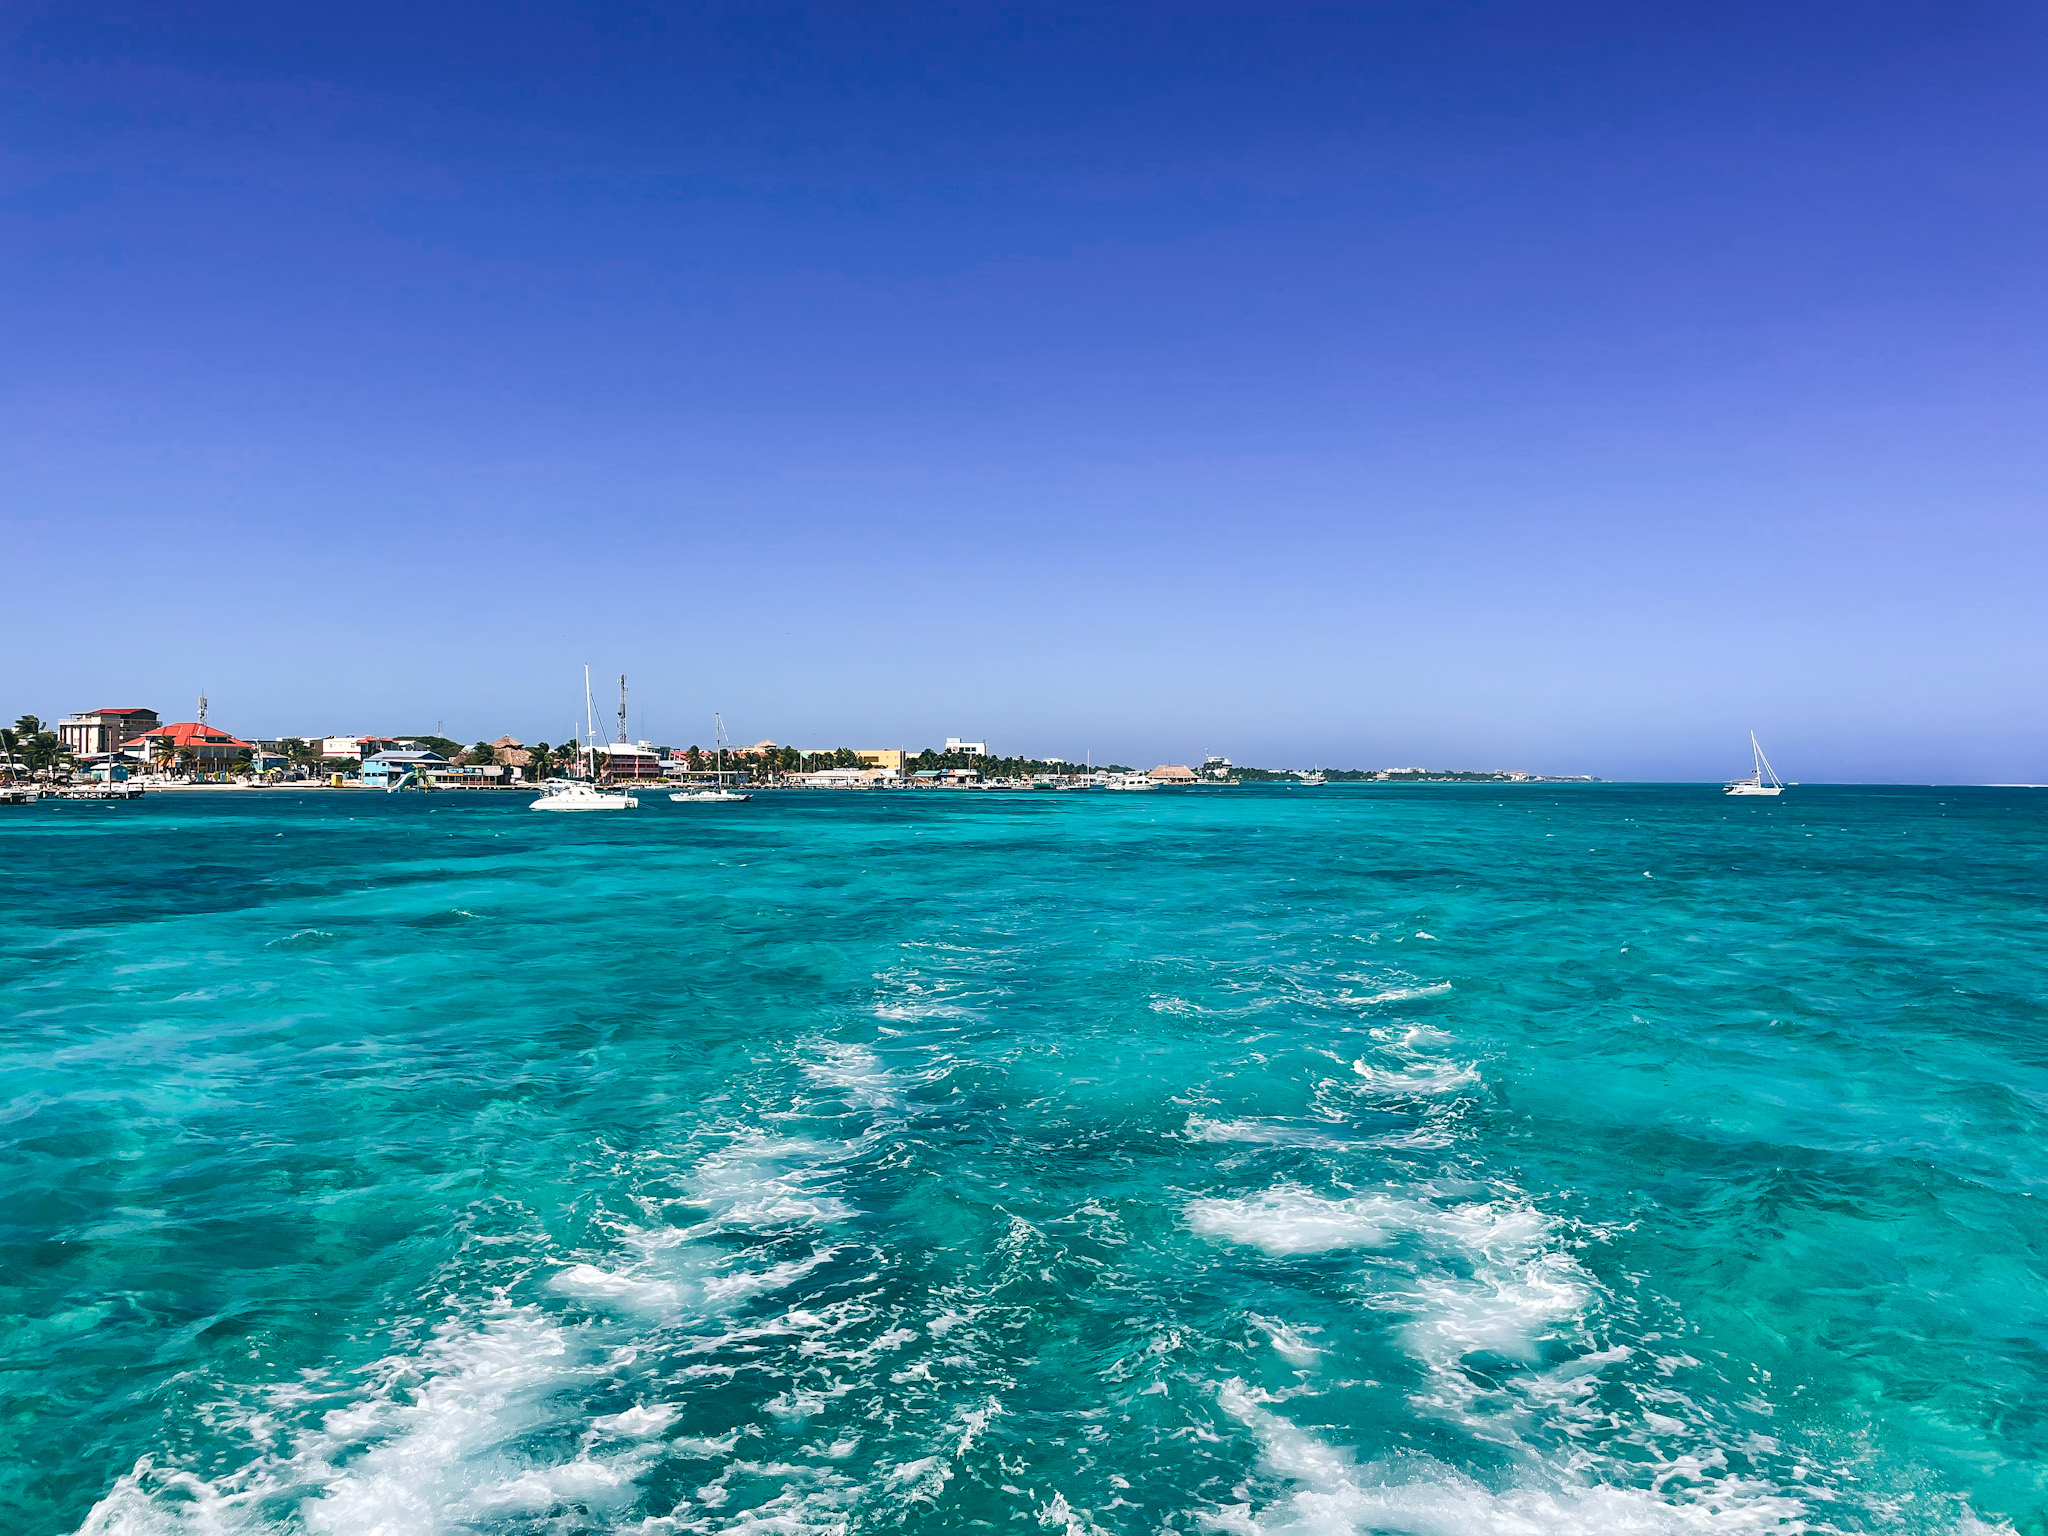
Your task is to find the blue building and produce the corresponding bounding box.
[361,750,447,788]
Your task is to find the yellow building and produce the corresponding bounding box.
[855,749,907,772]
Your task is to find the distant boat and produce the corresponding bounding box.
[1724,733,1785,796]
[1103,772,1160,792]
[531,668,641,811]
[1297,769,1326,787]
[670,788,751,803]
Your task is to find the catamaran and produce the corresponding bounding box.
[530,668,640,811]
[1724,733,1784,797]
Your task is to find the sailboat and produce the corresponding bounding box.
[671,712,751,802]
[1724,733,1785,797]
[531,667,640,811]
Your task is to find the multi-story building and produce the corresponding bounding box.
[944,738,988,756]
[596,741,666,780]
[854,749,907,773]
[58,707,160,757]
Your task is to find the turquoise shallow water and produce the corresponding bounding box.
[4,784,2046,1534]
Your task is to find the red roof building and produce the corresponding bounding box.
[126,721,253,764]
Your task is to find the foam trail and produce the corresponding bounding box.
[1207,1379,1818,1535]
[73,1302,654,1536]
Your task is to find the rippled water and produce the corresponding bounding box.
[5,784,2045,1534]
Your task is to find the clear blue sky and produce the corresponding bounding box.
[6,3,2044,779]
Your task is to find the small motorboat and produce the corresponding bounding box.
[670,788,751,803]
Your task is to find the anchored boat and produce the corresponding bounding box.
[531,667,641,811]
[532,779,639,811]
[1725,733,1785,796]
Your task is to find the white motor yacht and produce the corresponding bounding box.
[1725,733,1785,796]
[670,788,751,803]
[1103,772,1160,791]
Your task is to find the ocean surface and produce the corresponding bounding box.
[4,783,2046,1535]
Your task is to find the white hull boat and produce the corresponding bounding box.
[670,789,751,803]
[531,781,638,811]
[1725,733,1785,796]
[531,668,641,810]
[1103,773,1160,791]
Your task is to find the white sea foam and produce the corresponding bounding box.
[1185,1116,1347,1148]
[74,1300,656,1536]
[1350,1059,1480,1095]
[685,1135,857,1231]
[1358,983,1453,1004]
[1205,1379,1817,1535]
[1248,1314,1325,1367]
[1401,1248,1592,1370]
[549,1262,683,1313]
[803,1040,901,1108]
[589,1402,681,1437]
[1189,1186,1597,1396]
[1186,1186,1402,1253]
[700,1246,838,1302]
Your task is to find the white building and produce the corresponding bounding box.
[798,768,898,787]
[945,738,988,756]
[58,708,161,757]
[322,735,402,759]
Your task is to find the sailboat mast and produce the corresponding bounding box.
[1754,734,1781,789]
[618,675,628,748]
[584,666,596,780]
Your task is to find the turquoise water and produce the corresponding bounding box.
[5,784,2046,1535]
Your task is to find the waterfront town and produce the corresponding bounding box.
[0,701,1581,800]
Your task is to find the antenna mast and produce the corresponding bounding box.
[197,692,208,725]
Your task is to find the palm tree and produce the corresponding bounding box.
[528,742,554,780]
[42,734,69,780]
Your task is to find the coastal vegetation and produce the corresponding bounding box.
[2,706,1587,786]
[908,749,1135,776]
[4,717,68,778]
